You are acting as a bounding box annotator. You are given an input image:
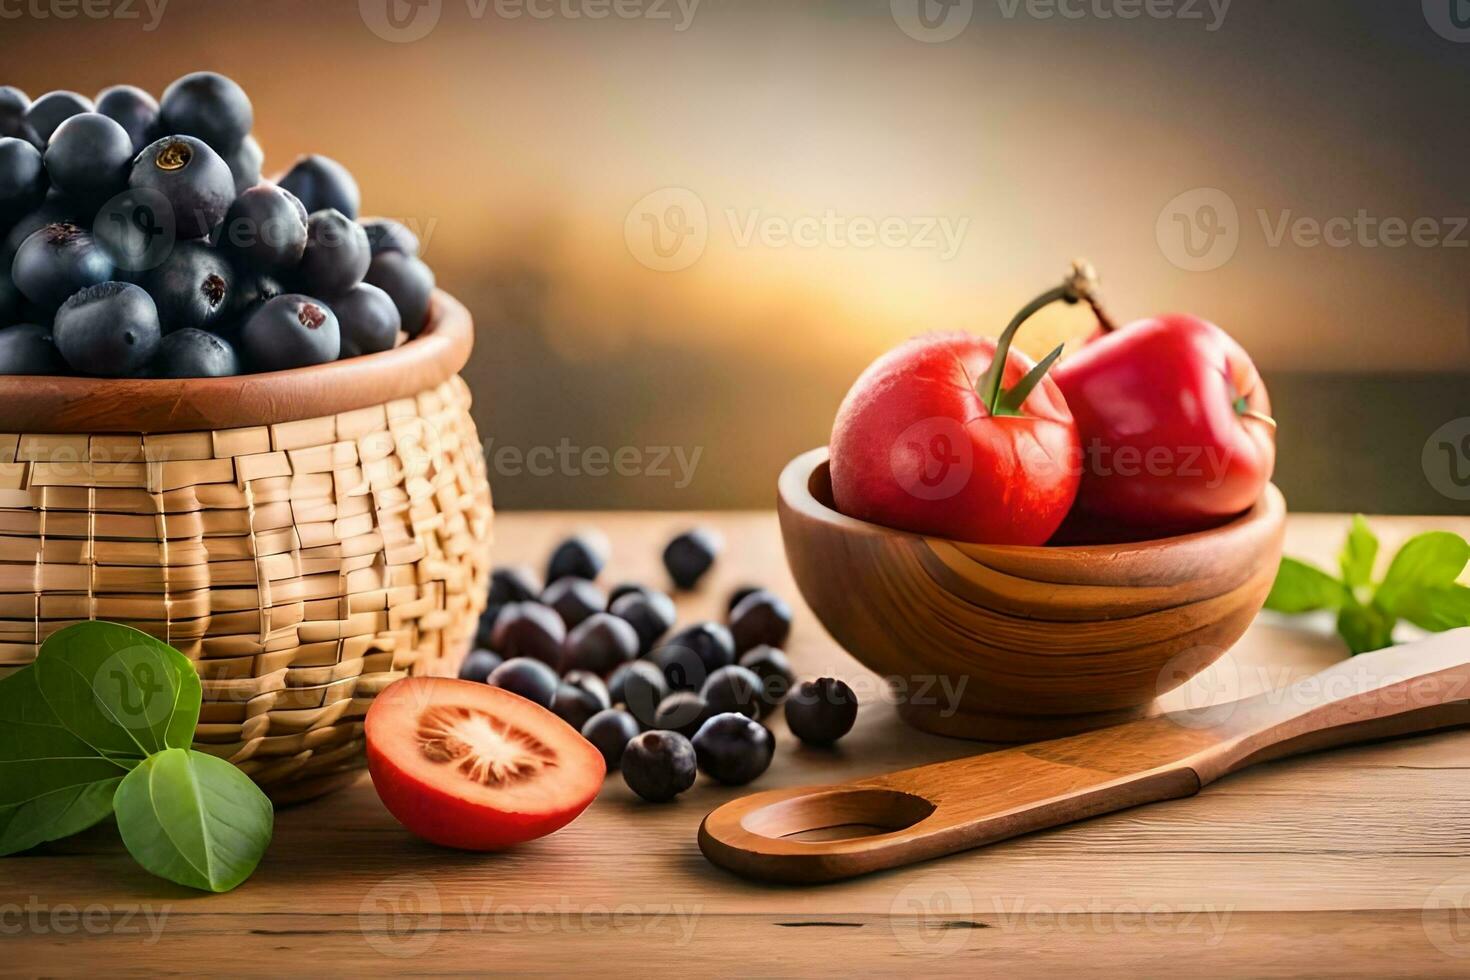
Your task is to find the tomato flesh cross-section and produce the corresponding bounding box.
[366,677,605,850]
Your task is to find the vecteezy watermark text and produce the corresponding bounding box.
[484,438,702,489]
[359,0,699,43]
[890,0,1230,44]
[0,0,168,29]
[0,899,171,943]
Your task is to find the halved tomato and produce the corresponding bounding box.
[365,677,605,850]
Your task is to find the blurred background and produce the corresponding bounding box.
[6,0,1468,513]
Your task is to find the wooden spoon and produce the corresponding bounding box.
[699,629,1470,883]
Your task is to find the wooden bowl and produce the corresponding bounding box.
[778,448,1285,742]
[0,291,493,802]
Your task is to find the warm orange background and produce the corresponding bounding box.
[5,0,1467,511]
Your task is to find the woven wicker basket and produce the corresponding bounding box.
[0,291,492,803]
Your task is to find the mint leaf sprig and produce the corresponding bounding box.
[1265,515,1470,654]
[0,622,272,892]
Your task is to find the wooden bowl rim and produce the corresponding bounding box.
[0,289,473,433]
[780,446,1284,562]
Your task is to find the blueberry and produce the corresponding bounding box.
[0,274,22,324]
[0,88,28,113]
[738,645,795,710]
[364,251,434,336]
[228,273,284,323]
[223,135,263,195]
[486,656,559,709]
[621,730,697,803]
[52,282,160,377]
[726,585,761,616]
[692,713,775,785]
[11,222,114,311]
[0,323,65,375]
[581,708,641,771]
[47,111,135,199]
[0,138,47,225]
[296,209,370,298]
[238,294,339,371]
[546,531,609,582]
[488,565,541,606]
[653,691,715,738]
[729,589,793,654]
[0,87,40,148]
[607,659,667,729]
[541,576,605,630]
[700,665,765,720]
[562,669,611,710]
[140,241,235,333]
[609,588,676,655]
[129,136,235,240]
[361,217,420,257]
[606,582,646,608]
[488,601,566,670]
[551,673,610,732]
[457,647,503,683]
[663,527,721,590]
[4,195,81,264]
[562,612,639,676]
[277,154,360,219]
[474,604,505,648]
[218,184,307,274]
[661,623,736,676]
[159,72,252,154]
[25,91,93,144]
[784,677,859,746]
[335,282,401,357]
[94,85,159,154]
[151,327,239,378]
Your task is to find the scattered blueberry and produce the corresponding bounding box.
[277,154,360,219]
[219,184,308,274]
[610,588,676,655]
[551,672,611,732]
[700,665,765,720]
[361,217,420,257]
[364,251,434,336]
[457,647,503,683]
[474,604,503,648]
[129,135,235,239]
[488,565,541,606]
[661,623,735,676]
[52,282,160,377]
[562,669,610,710]
[238,293,340,371]
[488,601,566,670]
[581,708,641,771]
[663,527,721,590]
[692,713,775,786]
[607,659,668,729]
[726,585,762,617]
[94,85,159,154]
[606,582,646,608]
[25,90,93,144]
[334,281,401,357]
[486,656,559,709]
[140,241,235,334]
[562,612,640,675]
[0,323,65,375]
[541,576,605,630]
[12,222,115,310]
[547,531,609,582]
[729,589,793,654]
[0,138,47,225]
[153,327,239,378]
[621,730,697,803]
[296,208,370,298]
[784,677,859,746]
[653,691,715,738]
[159,72,253,154]
[738,645,795,710]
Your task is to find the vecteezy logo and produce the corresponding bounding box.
[1423,874,1470,957]
[1424,0,1470,42]
[890,417,973,502]
[1156,646,1238,729]
[1423,418,1470,501]
[95,647,174,731]
[358,874,443,958]
[1156,187,1239,272]
[360,0,442,43]
[93,188,175,274]
[624,188,708,272]
[890,0,973,43]
[889,874,974,957]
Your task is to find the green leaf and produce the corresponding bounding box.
[1339,514,1379,589]
[1337,601,1396,655]
[1389,583,1470,633]
[114,748,273,894]
[0,667,128,856]
[1375,532,1470,618]
[34,623,201,760]
[1265,557,1350,614]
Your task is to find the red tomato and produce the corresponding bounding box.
[829,332,1081,545]
[365,677,604,850]
[1053,313,1275,532]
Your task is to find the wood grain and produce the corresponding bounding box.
[778,449,1287,740]
[5,510,1470,978]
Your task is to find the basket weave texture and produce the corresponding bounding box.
[0,375,492,798]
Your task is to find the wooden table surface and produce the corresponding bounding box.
[8,511,1470,978]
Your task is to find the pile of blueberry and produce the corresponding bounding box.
[459,527,860,804]
[0,73,436,378]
